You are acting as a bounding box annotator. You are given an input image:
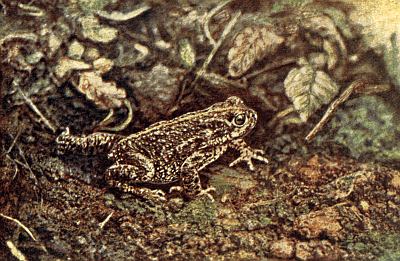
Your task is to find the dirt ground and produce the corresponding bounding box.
[1,0,399,260]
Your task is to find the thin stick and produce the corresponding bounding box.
[17,87,57,133]
[305,79,366,142]
[6,129,22,154]
[98,99,133,132]
[1,213,37,241]
[245,57,298,79]
[267,106,295,128]
[194,11,241,86]
[199,71,247,89]
[6,241,27,261]
[98,212,114,229]
[203,0,234,46]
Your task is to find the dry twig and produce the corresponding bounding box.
[199,72,247,89]
[305,80,391,142]
[17,87,57,133]
[245,57,298,79]
[97,99,134,132]
[98,212,114,229]
[267,105,296,128]
[203,0,234,46]
[194,11,241,87]
[6,241,27,261]
[6,129,22,154]
[1,213,37,241]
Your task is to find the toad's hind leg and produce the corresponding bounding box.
[105,164,166,202]
[172,146,227,201]
[56,128,123,155]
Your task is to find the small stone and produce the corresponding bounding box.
[178,38,196,68]
[390,174,400,189]
[76,236,87,245]
[84,47,100,61]
[26,51,44,64]
[54,57,91,78]
[168,198,184,211]
[359,200,369,212]
[294,206,343,240]
[68,40,85,60]
[79,15,118,44]
[48,33,62,57]
[93,58,113,74]
[270,238,295,259]
[295,242,313,261]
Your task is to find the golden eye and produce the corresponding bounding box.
[233,113,246,126]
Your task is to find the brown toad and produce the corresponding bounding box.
[56,96,268,201]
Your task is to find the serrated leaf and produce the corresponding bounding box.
[227,26,284,77]
[284,65,339,121]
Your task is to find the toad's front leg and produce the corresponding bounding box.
[229,139,269,171]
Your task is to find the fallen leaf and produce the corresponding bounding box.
[228,26,284,77]
[284,63,340,121]
[77,71,126,110]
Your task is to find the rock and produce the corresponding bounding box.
[68,40,85,60]
[93,58,113,74]
[79,15,118,44]
[54,57,91,78]
[270,238,295,259]
[47,33,62,57]
[296,240,344,261]
[296,241,313,261]
[296,155,323,185]
[25,51,44,65]
[359,200,370,212]
[390,173,400,189]
[83,47,100,61]
[209,166,258,196]
[294,206,343,240]
[129,64,184,121]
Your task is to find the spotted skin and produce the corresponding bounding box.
[56,96,269,201]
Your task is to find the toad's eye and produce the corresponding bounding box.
[233,113,247,126]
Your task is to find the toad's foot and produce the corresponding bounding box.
[120,183,167,202]
[170,186,216,202]
[169,186,184,193]
[229,140,269,171]
[197,186,216,202]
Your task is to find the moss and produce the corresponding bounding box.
[348,231,400,260]
[173,198,217,227]
[326,96,400,162]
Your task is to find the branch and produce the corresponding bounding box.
[1,213,37,241]
[17,87,57,133]
[203,0,234,46]
[194,11,241,87]
[305,79,391,142]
